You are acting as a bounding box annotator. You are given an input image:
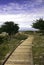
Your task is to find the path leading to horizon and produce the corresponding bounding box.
[4,35,34,65]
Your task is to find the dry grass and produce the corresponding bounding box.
[32,34,44,65]
[0,32,28,65]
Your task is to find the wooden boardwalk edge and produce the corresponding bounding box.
[2,40,24,65]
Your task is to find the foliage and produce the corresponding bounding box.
[0,32,8,44]
[0,32,28,65]
[0,21,19,35]
[24,31,34,35]
[32,34,44,65]
[32,18,44,32]
[0,36,4,44]
[0,39,20,65]
[14,33,28,40]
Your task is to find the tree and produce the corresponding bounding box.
[1,21,19,35]
[32,18,44,32]
[0,28,2,33]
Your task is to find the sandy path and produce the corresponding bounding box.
[4,35,34,65]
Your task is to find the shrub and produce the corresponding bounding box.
[14,33,28,40]
[0,32,9,44]
[0,36,4,44]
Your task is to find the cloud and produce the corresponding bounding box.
[0,0,44,14]
[0,3,23,14]
[0,0,44,28]
[0,13,44,28]
[0,14,33,28]
[35,0,43,5]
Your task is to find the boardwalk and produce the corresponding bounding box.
[4,36,34,65]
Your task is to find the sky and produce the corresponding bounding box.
[0,0,44,28]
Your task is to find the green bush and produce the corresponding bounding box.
[32,35,44,65]
[0,36,4,44]
[0,33,8,44]
[14,33,28,40]
[0,45,9,60]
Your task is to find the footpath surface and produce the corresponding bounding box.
[4,35,34,65]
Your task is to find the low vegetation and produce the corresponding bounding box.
[14,33,28,40]
[0,32,28,65]
[24,31,34,35]
[32,34,44,65]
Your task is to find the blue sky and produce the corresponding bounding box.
[0,0,44,28]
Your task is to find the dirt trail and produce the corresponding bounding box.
[4,35,34,65]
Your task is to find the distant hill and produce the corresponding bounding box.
[19,27,39,31]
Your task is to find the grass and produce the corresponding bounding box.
[23,31,34,35]
[0,39,20,65]
[0,32,28,65]
[32,34,44,65]
[14,33,28,40]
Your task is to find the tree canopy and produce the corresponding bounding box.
[32,18,44,31]
[0,21,19,35]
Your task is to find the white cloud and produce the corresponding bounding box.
[0,13,44,28]
[0,1,44,28]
